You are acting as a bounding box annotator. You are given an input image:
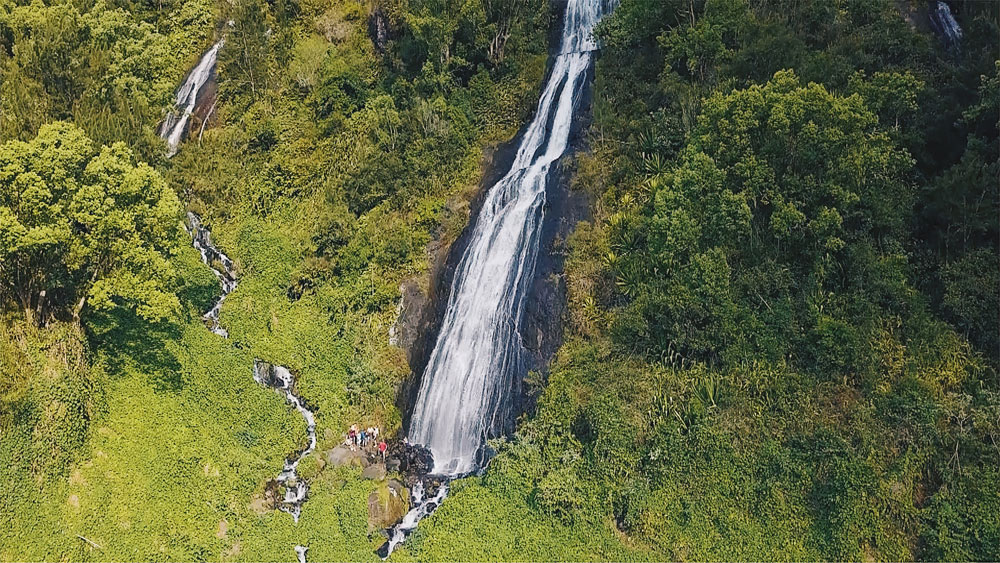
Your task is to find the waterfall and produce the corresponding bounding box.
[408,0,614,477]
[160,41,223,156]
[379,3,615,556]
[930,1,962,48]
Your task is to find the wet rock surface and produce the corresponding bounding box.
[367,479,410,533]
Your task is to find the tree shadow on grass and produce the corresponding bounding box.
[85,308,184,393]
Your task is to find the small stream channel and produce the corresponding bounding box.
[184,211,317,555]
[165,47,316,559]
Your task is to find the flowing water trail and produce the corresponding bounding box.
[186,213,236,337]
[382,0,615,556]
[167,54,313,556]
[252,360,318,522]
[183,213,316,550]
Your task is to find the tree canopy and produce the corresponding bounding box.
[0,122,182,324]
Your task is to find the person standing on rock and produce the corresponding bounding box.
[378,440,387,462]
[359,427,368,448]
[349,425,358,451]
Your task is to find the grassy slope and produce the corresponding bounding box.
[0,213,405,561]
[2,9,549,560]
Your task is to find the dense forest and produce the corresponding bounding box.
[1,0,997,561]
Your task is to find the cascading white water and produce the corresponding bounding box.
[185,212,237,337]
[185,211,314,556]
[172,43,310,561]
[160,41,223,156]
[930,1,962,48]
[409,0,614,477]
[252,360,318,523]
[383,481,449,555]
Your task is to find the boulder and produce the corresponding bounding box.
[367,479,409,532]
[386,458,401,473]
[385,442,434,476]
[361,463,387,481]
[326,445,370,468]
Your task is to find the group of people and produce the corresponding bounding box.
[347,424,388,460]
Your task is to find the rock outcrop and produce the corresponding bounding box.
[367,479,409,532]
[326,445,370,468]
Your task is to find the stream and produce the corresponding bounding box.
[165,51,315,559]
[184,211,317,553]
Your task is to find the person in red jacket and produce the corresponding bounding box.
[378,440,387,462]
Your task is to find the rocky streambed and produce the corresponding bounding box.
[184,212,316,555]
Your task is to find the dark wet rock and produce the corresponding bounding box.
[389,279,433,363]
[361,463,387,480]
[367,479,409,532]
[367,8,391,53]
[385,442,433,478]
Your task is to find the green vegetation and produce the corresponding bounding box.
[1,0,997,561]
[1,123,182,325]
[407,1,997,561]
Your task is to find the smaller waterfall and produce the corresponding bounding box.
[930,1,962,48]
[160,41,223,156]
[252,360,318,522]
[184,213,316,558]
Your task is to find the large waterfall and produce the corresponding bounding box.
[409,0,613,477]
